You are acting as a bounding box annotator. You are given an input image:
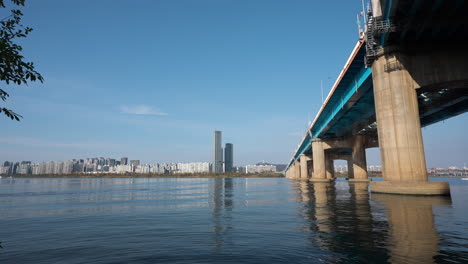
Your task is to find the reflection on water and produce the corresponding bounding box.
[293,180,467,264]
[294,181,389,263]
[372,194,451,264]
[0,178,467,264]
[211,178,235,250]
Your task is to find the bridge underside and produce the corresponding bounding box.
[418,81,468,127]
[384,0,468,47]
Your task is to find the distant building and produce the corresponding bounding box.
[121,157,128,166]
[236,166,246,173]
[54,161,64,174]
[367,165,382,172]
[213,131,223,173]
[246,164,276,173]
[36,162,47,174]
[0,161,13,174]
[45,161,55,174]
[107,158,116,167]
[18,161,31,175]
[177,162,212,173]
[73,162,84,173]
[224,143,233,172]
[129,160,140,166]
[113,164,132,173]
[63,160,75,174]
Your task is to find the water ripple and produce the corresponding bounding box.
[0,177,467,263]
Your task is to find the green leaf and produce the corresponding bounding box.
[1,0,43,121]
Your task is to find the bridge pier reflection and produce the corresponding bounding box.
[294,180,452,263]
[296,180,390,262]
[348,182,372,225]
[372,193,452,264]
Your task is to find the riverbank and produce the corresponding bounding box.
[4,172,284,178]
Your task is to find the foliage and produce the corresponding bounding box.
[1,0,43,120]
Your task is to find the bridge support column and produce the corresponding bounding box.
[308,159,314,179]
[310,139,332,182]
[325,156,335,180]
[370,53,450,195]
[294,160,301,179]
[349,135,371,182]
[300,154,311,180]
[285,167,293,179]
[346,158,354,179]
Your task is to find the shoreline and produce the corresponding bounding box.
[1,173,284,179]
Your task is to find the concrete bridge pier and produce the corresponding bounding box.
[307,159,314,179]
[370,52,453,195]
[349,135,371,182]
[300,154,312,180]
[325,156,335,180]
[346,157,354,180]
[286,165,296,179]
[310,139,332,182]
[294,160,301,180]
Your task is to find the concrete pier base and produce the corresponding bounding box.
[371,181,450,196]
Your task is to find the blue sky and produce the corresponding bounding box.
[1,0,467,167]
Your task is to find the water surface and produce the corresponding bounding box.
[0,177,467,263]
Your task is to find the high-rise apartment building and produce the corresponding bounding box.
[130,160,140,167]
[245,164,276,173]
[121,157,128,166]
[213,130,223,173]
[224,143,233,172]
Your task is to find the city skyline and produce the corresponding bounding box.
[0,155,294,175]
[2,156,465,176]
[0,0,466,167]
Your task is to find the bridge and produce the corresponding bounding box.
[284,0,468,195]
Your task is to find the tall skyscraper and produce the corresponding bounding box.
[213,130,223,173]
[225,143,233,172]
[121,157,128,165]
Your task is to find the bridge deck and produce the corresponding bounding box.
[288,40,374,168]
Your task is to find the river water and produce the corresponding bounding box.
[0,177,467,264]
